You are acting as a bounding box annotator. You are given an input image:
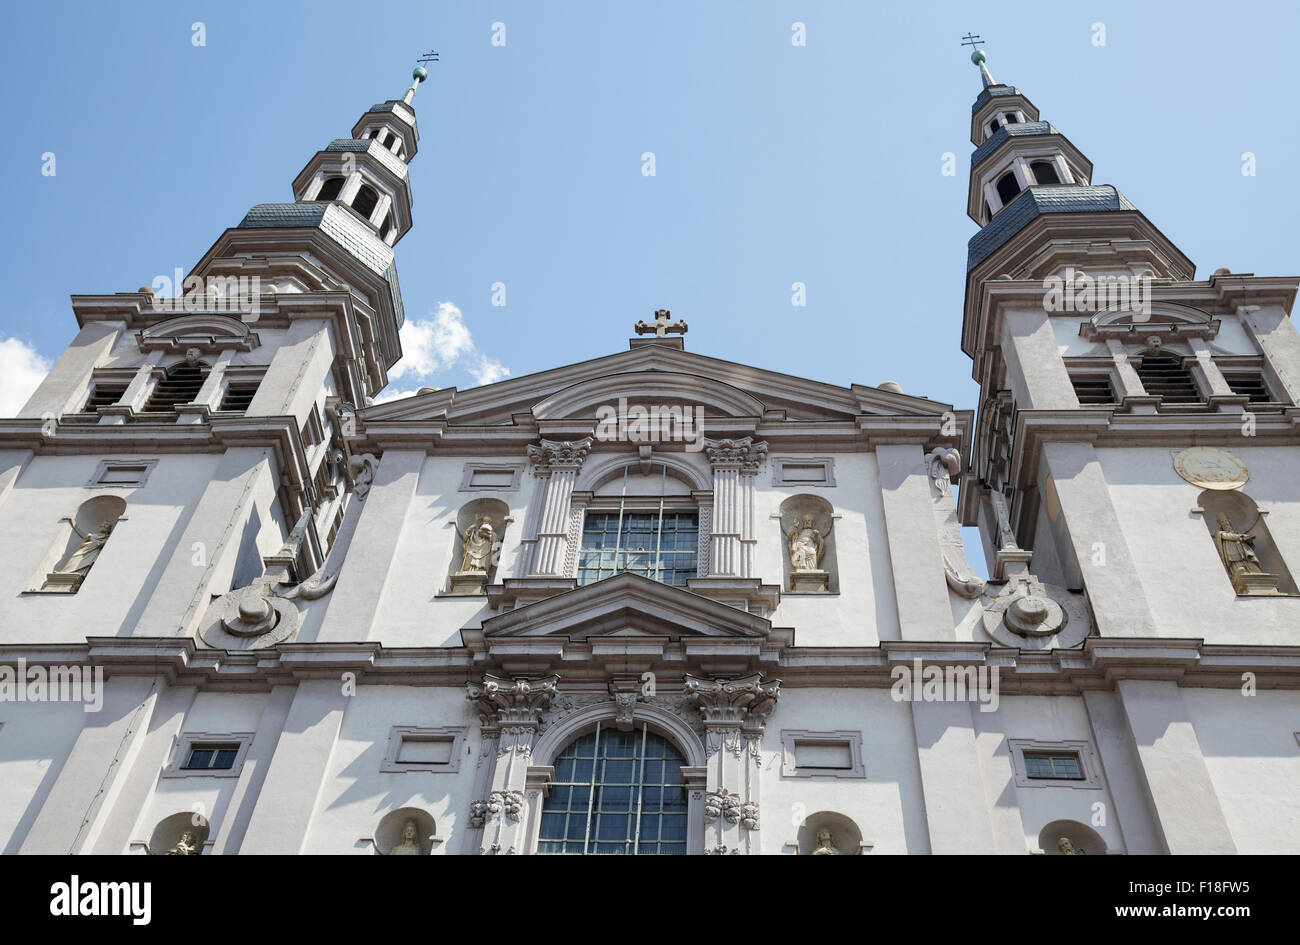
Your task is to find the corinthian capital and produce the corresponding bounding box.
[684,673,781,728]
[466,674,560,739]
[527,437,593,475]
[704,437,768,473]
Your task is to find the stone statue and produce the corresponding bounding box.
[54,520,115,580]
[811,827,841,855]
[1214,514,1263,580]
[458,515,501,573]
[786,515,824,572]
[388,818,422,855]
[166,829,199,855]
[1057,836,1081,855]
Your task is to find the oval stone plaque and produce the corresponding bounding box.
[1173,446,1249,490]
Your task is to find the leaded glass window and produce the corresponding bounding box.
[578,511,698,586]
[537,724,688,855]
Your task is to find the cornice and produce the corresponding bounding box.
[5,636,1297,694]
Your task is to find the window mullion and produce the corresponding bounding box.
[632,722,648,855]
[582,722,601,856]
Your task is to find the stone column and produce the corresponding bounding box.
[246,319,334,421]
[525,438,591,576]
[1114,679,1236,854]
[465,675,559,854]
[704,437,767,578]
[100,349,165,424]
[18,321,121,420]
[877,443,955,640]
[1103,338,1147,400]
[1239,305,1300,405]
[315,450,423,642]
[684,673,780,855]
[910,699,999,854]
[1186,335,1234,397]
[1041,441,1158,636]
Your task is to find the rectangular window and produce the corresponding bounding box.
[84,384,127,411]
[1136,355,1200,403]
[780,730,865,778]
[1070,372,1117,405]
[183,743,241,770]
[396,736,455,765]
[772,457,835,487]
[1023,752,1084,780]
[219,383,259,413]
[381,726,466,773]
[1222,372,1273,404]
[578,511,698,587]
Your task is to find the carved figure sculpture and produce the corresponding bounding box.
[786,515,824,571]
[389,818,422,855]
[811,827,841,855]
[54,520,115,583]
[458,515,501,573]
[166,829,199,855]
[1057,836,1082,855]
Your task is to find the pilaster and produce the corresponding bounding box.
[524,438,591,576]
[703,437,767,578]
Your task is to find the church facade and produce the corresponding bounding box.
[1,56,1297,855]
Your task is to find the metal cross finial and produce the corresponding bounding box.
[417,50,439,68]
[960,33,984,49]
[634,309,688,338]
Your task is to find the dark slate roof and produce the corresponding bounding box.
[971,121,1057,169]
[384,262,404,329]
[972,85,1022,115]
[326,138,371,152]
[239,203,329,228]
[967,185,1137,271]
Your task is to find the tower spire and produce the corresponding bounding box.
[403,50,439,105]
[961,33,996,89]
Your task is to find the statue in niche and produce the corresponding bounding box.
[53,519,115,584]
[1057,836,1083,855]
[1212,513,1280,595]
[786,515,825,572]
[811,828,841,855]
[166,829,199,856]
[458,515,501,574]
[388,818,422,855]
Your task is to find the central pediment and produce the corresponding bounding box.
[474,572,777,643]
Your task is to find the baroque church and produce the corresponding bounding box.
[1,51,1297,856]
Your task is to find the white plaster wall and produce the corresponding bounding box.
[995,694,1128,854]
[757,689,929,854]
[302,685,481,854]
[1183,688,1300,854]
[1097,444,1300,643]
[368,455,538,646]
[0,452,221,642]
[763,453,900,645]
[0,699,89,854]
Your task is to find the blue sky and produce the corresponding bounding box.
[2,0,1297,574]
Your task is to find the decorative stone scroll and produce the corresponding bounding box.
[466,674,559,755]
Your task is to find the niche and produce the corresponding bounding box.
[1037,819,1105,855]
[794,811,864,855]
[370,807,438,855]
[1196,490,1297,596]
[146,812,209,855]
[31,495,127,593]
[444,497,509,595]
[778,494,838,593]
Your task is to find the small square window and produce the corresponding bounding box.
[184,744,240,770]
[1009,739,1101,790]
[381,726,466,773]
[163,732,252,778]
[89,459,157,488]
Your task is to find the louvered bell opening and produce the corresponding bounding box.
[85,385,127,410]
[219,384,259,413]
[1223,373,1271,403]
[1137,356,1200,403]
[144,365,207,412]
[1070,374,1116,405]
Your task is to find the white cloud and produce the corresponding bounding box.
[0,337,51,416]
[389,302,510,391]
[372,387,426,405]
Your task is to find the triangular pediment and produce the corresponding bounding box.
[479,572,772,642]
[363,342,953,424]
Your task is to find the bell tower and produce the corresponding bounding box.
[956,46,1300,643]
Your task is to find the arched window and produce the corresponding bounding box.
[1136,354,1199,403]
[1030,160,1061,185]
[315,176,345,201]
[352,185,379,220]
[144,362,206,412]
[989,117,1001,135]
[996,170,1021,206]
[537,723,687,855]
[577,465,698,586]
[379,131,394,148]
